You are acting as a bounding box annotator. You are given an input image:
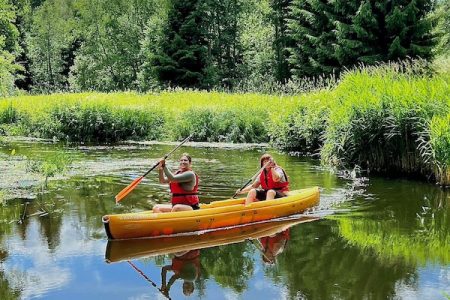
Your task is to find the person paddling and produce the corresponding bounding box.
[153,153,200,213]
[236,154,289,205]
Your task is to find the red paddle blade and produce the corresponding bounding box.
[115,176,144,203]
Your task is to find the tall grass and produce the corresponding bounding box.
[1,61,449,184]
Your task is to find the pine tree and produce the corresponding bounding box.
[152,0,209,89]
[385,0,435,60]
[333,0,383,67]
[287,0,340,79]
[272,0,292,82]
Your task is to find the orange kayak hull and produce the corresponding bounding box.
[102,186,320,240]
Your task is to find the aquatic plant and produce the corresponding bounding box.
[26,151,72,185]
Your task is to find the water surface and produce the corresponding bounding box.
[0,140,448,299]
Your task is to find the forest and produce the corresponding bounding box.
[1,0,448,94]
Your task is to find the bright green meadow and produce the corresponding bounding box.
[1,64,449,185]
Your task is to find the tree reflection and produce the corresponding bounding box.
[201,242,254,293]
[266,221,417,299]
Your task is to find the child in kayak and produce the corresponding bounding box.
[153,153,200,213]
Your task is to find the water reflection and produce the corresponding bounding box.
[0,140,449,299]
[254,229,290,265]
[161,249,201,297]
[106,218,315,298]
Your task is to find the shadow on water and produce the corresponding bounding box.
[0,140,448,299]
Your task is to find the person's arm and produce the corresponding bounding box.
[237,178,260,194]
[270,167,284,182]
[158,159,169,184]
[161,265,171,290]
[163,166,195,183]
[166,274,180,292]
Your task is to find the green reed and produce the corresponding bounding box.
[1,61,449,184]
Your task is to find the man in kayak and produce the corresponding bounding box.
[153,153,200,213]
[237,154,289,205]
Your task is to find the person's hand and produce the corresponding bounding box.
[236,188,243,195]
[161,286,168,296]
[158,158,165,169]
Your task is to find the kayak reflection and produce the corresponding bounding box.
[105,216,319,263]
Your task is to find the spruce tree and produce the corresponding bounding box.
[287,0,340,79]
[272,0,292,82]
[152,0,209,89]
[384,0,435,60]
[333,0,382,67]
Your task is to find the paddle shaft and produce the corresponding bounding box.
[127,260,171,300]
[143,135,192,178]
[232,161,271,198]
[115,135,192,202]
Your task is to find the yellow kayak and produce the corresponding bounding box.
[105,216,319,263]
[102,186,319,240]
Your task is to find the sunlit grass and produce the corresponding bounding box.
[1,61,449,184]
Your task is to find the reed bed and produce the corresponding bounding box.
[1,62,449,185]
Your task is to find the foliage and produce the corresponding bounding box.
[0,0,22,96]
[151,0,210,89]
[1,62,450,184]
[26,0,77,92]
[287,0,340,78]
[320,61,450,181]
[70,0,157,91]
[432,0,450,55]
[26,151,72,185]
[287,0,436,79]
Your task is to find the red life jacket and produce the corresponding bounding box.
[171,250,200,278]
[260,229,290,254]
[169,170,199,206]
[260,167,289,192]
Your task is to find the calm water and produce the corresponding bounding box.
[0,140,449,300]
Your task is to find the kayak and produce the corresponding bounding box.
[102,186,319,240]
[105,216,319,263]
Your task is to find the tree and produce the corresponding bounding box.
[151,0,209,89]
[384,0,435,60]
[432,0,449,55]
[0,0,22,96]
[287,0,340,79]
[333,0,382,67]
[287,0,436,79]
[271,0,292,82]
[225,0,277,90]
[70,0,157,91]
[26,0,76,91]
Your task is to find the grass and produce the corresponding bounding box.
[1,61,449,185]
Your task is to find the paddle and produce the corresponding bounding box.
[115,135,192,203]
[127,260,171,300]
[232,160,271,199]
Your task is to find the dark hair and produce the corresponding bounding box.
[181,153,192,163]
[260,154,273,167]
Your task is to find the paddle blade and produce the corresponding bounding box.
[115,176,144,203]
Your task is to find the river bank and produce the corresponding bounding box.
[1,63,449,185]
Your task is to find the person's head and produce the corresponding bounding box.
[182,281,195,296]
[260,154,275,168]
[179,153,192,171]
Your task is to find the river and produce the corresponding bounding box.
[0,139,448,299]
